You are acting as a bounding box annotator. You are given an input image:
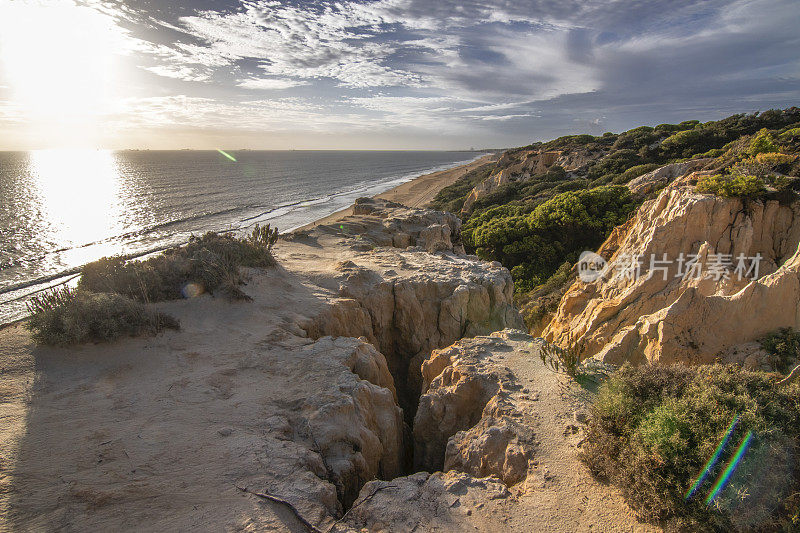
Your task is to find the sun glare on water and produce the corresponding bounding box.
[0,1,124,145]
[30,149,124,263]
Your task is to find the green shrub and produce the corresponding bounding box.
[464,185,635,293]
[779,127,800,141]
[25,287,179,346]
[661,128,707,158]
[760,327,800,373]
[696,148,725,158]
[79,228,277,302]
[696,174,766,198]
[583,364,800,531]
[749,129,779,156]
[520,261,574,334]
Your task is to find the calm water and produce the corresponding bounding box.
[0,149,482,323]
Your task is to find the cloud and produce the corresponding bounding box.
[237,78,311,90]
[1,0,798,148]
[144,65,211,82]
[110,95,373,133]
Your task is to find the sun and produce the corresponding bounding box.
[0,1,124,130]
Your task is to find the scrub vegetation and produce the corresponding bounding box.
[432,108,800,326]
[25,224,279,345]
[582,364,800,531]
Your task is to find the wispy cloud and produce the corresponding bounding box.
[0,0,798,149]
[237,78,311,90]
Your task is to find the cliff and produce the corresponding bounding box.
[461,148,599,213]
[0,199,537,531]
[544,174,800,366]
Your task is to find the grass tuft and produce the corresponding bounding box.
[25,287,179,346]
[26,225,278,346]
[79,226,278,302]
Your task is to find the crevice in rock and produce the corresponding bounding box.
[290,198,524,517]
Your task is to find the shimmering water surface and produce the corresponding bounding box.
[0,149,482,323]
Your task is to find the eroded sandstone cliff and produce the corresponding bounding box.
[297,198,522,417]
[339,330,655,532]
[461,148,599,213]
[544,173,800,366]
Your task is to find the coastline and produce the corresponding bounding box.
[298,153,496,231]
[0,153,496,326]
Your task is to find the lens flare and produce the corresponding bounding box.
[686,415,740,500]
[217,149,237,162]
[705,430,754,505]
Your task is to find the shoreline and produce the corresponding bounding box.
[0,153,496,326]
[298,153,495,231]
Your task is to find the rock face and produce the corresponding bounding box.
[336,471,511,533]
[626,158,712,197]
[413,333,534,484]
[544,174,800,365]
[461,149,598,214]
[349,196,465,253]
[300,199,523,416]
[299,337,404,509]
[340,330,655,532]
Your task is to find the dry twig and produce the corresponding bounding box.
[235,485,323,533]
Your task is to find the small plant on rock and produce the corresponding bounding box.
[540,340,581,377]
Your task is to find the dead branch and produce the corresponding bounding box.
[235,485,323,533]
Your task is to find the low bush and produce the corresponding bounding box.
[519,261,574,334]
[79,227,277,301]
[25,287,179,346]
[749,129,780,156]
[613,163,662,184]
[755,152,796,166]
[760,327,800,373]
[696,174,766,198]
[582,364,800,531]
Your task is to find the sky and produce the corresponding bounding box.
[0,0,798,150]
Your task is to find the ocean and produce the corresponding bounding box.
[0,149,483,324]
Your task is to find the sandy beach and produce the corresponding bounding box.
[300,153,495,230]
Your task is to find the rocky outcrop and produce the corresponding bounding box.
[413,333,534,483]
[336,471,510,532]
[344,196,464,253]
[626,158,713,197]
[300,337,404,509]
[544,174,800,365]
[461,149,598,214]
[339,330,654,532]
[300,199,523,416]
